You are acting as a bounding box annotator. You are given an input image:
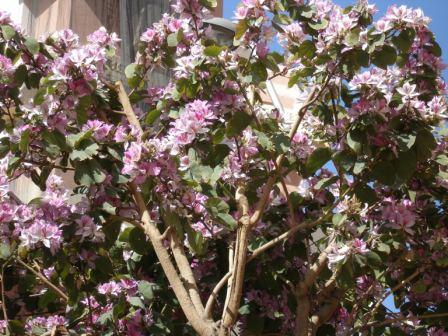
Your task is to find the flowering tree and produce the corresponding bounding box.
[0,0,447,335]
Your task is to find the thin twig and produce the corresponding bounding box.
[16,259,68,302]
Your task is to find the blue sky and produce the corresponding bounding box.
[223,0,448,77]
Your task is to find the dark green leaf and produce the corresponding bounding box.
[305,147,331,176]
[392,28,415,53]
[415,128,436,161]
[235,20,248,40]
[145,109,161,125]
[129,227,150,255]
[354,184,377,205]
[371,161,396,185]
[372,45,397,69]
[365,251,382,268]
[226,111,252,137]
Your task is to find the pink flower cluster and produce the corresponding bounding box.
[168,99,216,153]
[381,198,416,235]
[25,315,66,334]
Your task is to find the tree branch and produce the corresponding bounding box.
[205,187,350,317]
[249,72,335,227]
[16,259,68,302]
[115,81,213,335]
[220,187,251,334]
[359,312,448,330]
[169,229,205,316]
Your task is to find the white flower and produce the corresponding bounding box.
[396,82,418,103]
[327,244,350,269]
[297,179,312,198]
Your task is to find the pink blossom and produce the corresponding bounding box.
[283,23,305,43]
[382,198,416,235]
[353,238,369,254]
[84,119,113,140]
[75,215,104,242]
[25,315,66,333]
[20,220,63,254]
[98,281,123,296]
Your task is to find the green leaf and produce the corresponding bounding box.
[95,256,114,276]
[296,40,316,59]
[332,213,347,227]
[185,226,206,256]
[415,128,436,161]
[204,144,230,166]
[1,25,16,40]
[251,61,268,83]
[34,88,47,105]
[14,64,28,86]
[273,14,292,25]
[129,227,150,255]
[125,63,138,79]
[372,45,397,69]
[354,184,377,205]
[371,161,396,185]
[365,251,382,268]
[217,213,237,230]
[315,176,338,190]
[226,110,252,137]
[138,280,155,301]
[67,130,94,148]
[98,310,113,325]
[309,19,328,30]
[395,150,417,183]
[69,141,99,161]
[353,161,365,175]
[377,242,391,255]
[333,150,356,172]
[305,147,331,176]
[412,281,427,294]
[235,20,248,40]
[206,197,230,216]
[0,243,11,259]
[392,28,415,53]
[347,129,364,153]
[74,159,106,185]
[128,296,146,309]
[436,154,448,166]
[346,29,360,47]
[19,128,31,154]
[145,109,161,125]
[24,37,39,55]
[42,129,68,151]
[239,304,251,315]
[164,210,183,237]
[204,45,224,57]
[200,0,217,9]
